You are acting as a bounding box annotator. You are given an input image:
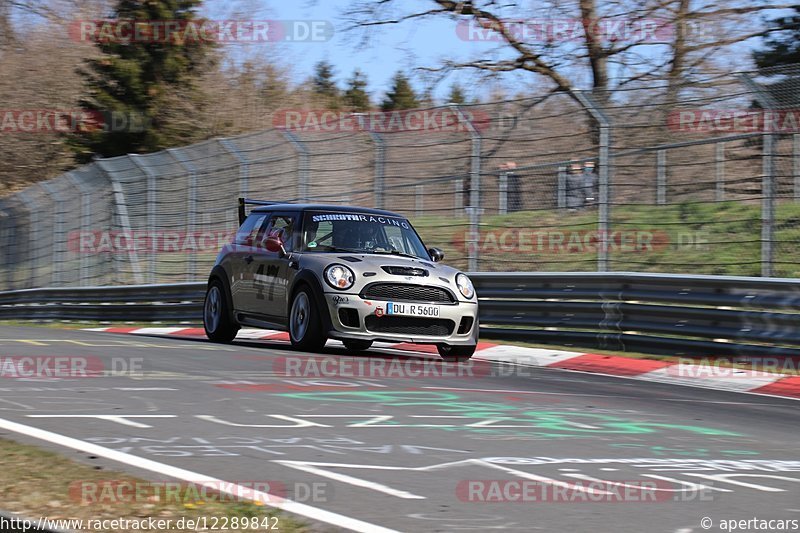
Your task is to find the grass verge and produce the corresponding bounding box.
[0,438,307,532]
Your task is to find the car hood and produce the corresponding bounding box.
[298,252,467,297]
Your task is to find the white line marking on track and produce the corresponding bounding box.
[421,386,623,398]
[114,387,179,391]
[26,414,176,428]
[0,416,401,533]
[275,460,426,500]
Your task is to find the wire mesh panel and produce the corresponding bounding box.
[601,74,779,276]
[470,94,601,272]
[39,177,76,286]
[289,130,374,206]
[17,185,55,289]
[0,198,18,290]
[65,164,114,286]
[227,129,298,203]
[165,141,232,282]
[367,104,474,270]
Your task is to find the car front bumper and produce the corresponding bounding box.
[324,292,479,346]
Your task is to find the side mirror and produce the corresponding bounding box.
[265,236,286,256]
[428,247,445,262]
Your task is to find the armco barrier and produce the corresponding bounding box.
[2,273,799,357]
[474,273,800,356]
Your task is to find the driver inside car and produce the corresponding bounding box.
[335,221,385,251]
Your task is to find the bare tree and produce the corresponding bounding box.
[345,0,794,105]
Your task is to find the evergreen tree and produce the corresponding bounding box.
[447,82,466,104]
[344,69,370,111]
[754,7,800,69]
[71,0,215,161]
[312,60,340,107]
[381,72,418,111]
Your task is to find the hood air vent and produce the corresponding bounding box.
[381,266,429,277]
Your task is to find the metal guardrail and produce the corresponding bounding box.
[474,273,800,356]
[0,283,205,321]
[2,273,800,357]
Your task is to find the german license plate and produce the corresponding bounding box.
[386,302,440,317]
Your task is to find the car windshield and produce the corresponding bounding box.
[301,211,430,259]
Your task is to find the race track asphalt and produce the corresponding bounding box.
[0,325,798,533]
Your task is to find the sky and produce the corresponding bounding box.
[202,0,523,101]
[198,0,791,103]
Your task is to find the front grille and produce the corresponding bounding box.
[362,283,454,303]
[365,316,455,336]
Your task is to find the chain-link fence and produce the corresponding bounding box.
[1,66,799,289]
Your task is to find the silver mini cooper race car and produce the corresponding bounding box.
[202,199,479,360]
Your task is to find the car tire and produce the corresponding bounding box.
[437,343,476,362]
[343,339,373,351]
[289,286,327,351]
[203,279,239,343]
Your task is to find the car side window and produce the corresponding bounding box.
[262,215,297,252]
[234,214,268,246]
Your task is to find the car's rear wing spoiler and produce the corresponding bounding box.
[238,198,285,225]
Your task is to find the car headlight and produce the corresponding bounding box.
[456,273,475,299]
[324,264,355,290]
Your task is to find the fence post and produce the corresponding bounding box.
[656,150,667,205]
[415,185,424,217]
[279,129,309,203]
[40,181,66,286]
[218,139,250,202]
[557,166,567,209]
[450,104,482,272]
[167,148,199,281]
[0,203,9,290]
[352,113,386,210]
[741,75,776,277]
[129,155,158,283]
[573,91,612,272]
[716,142,726,202]
[498,171,508,215]
[65,172,94,285]
[794,134,799,203]
[0,201,8,290]
[454,178,464,211]
[95,159,145,285]
[761,132,776,277]
[370,131,385,210]
[17,191,40,289]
